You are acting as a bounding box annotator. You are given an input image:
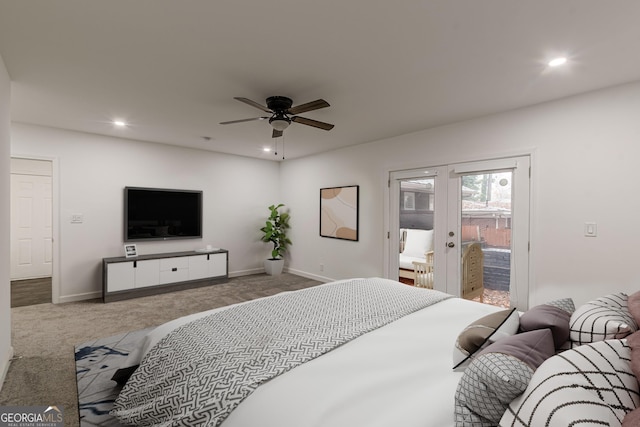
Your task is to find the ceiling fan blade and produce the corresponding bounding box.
[272,129,283,138]
[219,117,268,125]
[291,116,334,130]
[234,97,272,113]
[287,99,330,115]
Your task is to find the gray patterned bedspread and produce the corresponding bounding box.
[111,278,451,426]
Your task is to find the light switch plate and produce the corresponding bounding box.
[584,222,597,237]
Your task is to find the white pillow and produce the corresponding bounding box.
[401,229,433,258]
[500,339,639,426]
[569,293,637,346]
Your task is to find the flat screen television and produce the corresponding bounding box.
[124,187,203,242]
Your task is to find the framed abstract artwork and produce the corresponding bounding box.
[320,185,359,241]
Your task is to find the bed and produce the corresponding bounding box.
[110,278,640,427]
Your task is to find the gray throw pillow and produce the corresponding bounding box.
[454,329,555,426]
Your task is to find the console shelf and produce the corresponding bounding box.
[102,249,228,302]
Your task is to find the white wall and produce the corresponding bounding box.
[0,54,12,390]
[11,124,281,302]
[281,81,640,308]
[9,81,640,308]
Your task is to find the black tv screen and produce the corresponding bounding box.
[124,187,203,242]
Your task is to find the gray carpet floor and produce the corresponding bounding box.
[0,273,321,427]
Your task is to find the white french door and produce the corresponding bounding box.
[389,156,530,309]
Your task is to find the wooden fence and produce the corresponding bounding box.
[462,225,511,248]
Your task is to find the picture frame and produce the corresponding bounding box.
[320,185,359,241]
[124,244,138,258]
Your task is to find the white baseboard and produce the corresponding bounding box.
[0,345,14,393]
[284,268,333,283]
[57,291,102,304]
[230,268,330,281]
[228,268,264,277]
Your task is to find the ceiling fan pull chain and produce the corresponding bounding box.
[282,134,285,160]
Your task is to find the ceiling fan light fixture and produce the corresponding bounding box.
[269,116,291,131]
[222,96,334,137]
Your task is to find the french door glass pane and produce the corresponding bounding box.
[460,171,512,308]
[398,178,435,286]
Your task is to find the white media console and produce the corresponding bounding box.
[102,249,228,302]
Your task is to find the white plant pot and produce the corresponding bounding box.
[264,258,284,276]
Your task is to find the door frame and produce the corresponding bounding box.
[385,153,534,309]
[11,155,60,304]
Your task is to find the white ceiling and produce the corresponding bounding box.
[1,1,639,161]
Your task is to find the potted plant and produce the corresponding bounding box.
[260,203,292,275]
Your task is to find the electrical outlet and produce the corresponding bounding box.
[319,264,324,272]
[71,214,83,224]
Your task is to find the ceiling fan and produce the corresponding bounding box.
[220,96,334,138]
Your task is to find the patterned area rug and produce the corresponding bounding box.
[75,327,153,426]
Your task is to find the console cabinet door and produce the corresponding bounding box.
[188,253,227,280]
[135,259,161,288]
[107,262,135,292]
[188,255,209,280]
[208,253,227,277]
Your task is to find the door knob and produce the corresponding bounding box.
[447,242,455,248]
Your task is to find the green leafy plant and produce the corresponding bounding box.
[260,203,292,260]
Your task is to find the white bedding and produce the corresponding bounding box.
[119,279,501,427]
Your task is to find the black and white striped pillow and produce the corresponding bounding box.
[569,293,637,346]
[500,339,639,426]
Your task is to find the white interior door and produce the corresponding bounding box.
[389,156,530,309]
[10,173,53,280]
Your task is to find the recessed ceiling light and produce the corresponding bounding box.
[263,147,272,152]
[113,120,127,127]
[548,57,567,67]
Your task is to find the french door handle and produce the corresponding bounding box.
[447,242,455,248]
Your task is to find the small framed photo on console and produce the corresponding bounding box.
[124,244,138,258]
